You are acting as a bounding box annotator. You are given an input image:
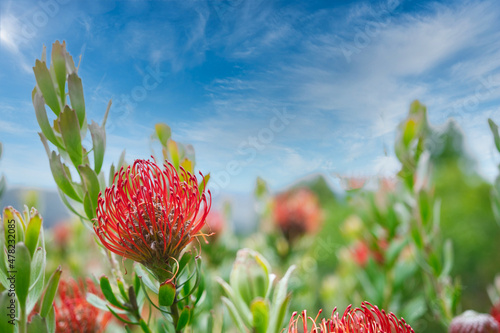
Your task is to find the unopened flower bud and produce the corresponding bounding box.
[230,248,271,306]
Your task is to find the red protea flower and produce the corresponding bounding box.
[449,311,499,333]
[491,301,500,327]
[203,209,225,241]
[287,302,415,333]
[94,159,211,281]
[55,278,112,333]
[351,239,389,267]
[273,188,322,242]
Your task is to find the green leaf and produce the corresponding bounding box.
[251,299,269,333]
[89,121,106,174]
[159,281,176,307]
[155,123,171,146]
[83,192,94,221]
[441,239,453,278]
[58,106,83,167]
[64,49,76,74]
[402,295,427,323]
[40,266,62,317]
[221,297,247,333]
[86,293,127,314]
[488,118,500,153]
[67,73,86,127]
[33,60,60,115]
[168,140,180,170]
[49,152,81,201]
[403,119,416,148]
[0,244,10,288]
[117,279,129,302]
[79,165,100,215]
[134,264,159,294]
[108,163,116,187]
[27,314,49,333]
[106,305,139,324]
[100,276,127,310]
[386,238,408,266]
[3,207,25,245]
[14,243,31,310]
[428,250,442,276]
[217,277,252,327]
[25,213,42,257]
[133,274,141,296]
[51,41,66,106]
[33,91,63,149]
[0,291,15,333]
[267,265,295,333]
[102,100,112,128]
[47,307,56,333]
[118,149,127,169]
[176,306,191,331]
[139,319,152,333]
[27,247,45,314]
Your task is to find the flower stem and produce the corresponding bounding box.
[19,307,27,333]
[170,296,181,333]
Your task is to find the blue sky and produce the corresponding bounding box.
[1,0,500,197]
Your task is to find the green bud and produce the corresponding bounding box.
[229,249,271,306]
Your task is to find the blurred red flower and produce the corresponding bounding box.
[55,279,112,333]
[287,302,414,333]
[203,209,225,241]
[94,159,211,281]
[351,239,388,267]
[490,302,500,327]
[273,188,322,242]
[449,310,499,333]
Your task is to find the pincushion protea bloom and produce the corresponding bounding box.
[94,159,211,281]
[273,188,322,242]
[449,311,499,333]
[55,279,112,333]
[287,302,414,333]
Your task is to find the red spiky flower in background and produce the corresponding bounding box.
[55,279,112,333]
[273,188,322,242]
[94,159,211,281]
[287,302,414,333]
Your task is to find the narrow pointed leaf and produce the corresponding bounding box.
[79,165,100,212]
[68,73,86,127]
[49,152,80,201]
[89,121,106,174]
[58,106,83,167]
[25,213,42,257]
[488,118,500,153]
[51,41,66,105]
[33,91,62,149]
[14,243,31,309]
[176,306,191,331]
[40,266,62,317]
[155,123,171,146]
[221,297,247,333]
[33,60,60,115]
[47,307,55,333]
[168,140,180,170]
[100,276,127,310]
[86,293,127,314]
